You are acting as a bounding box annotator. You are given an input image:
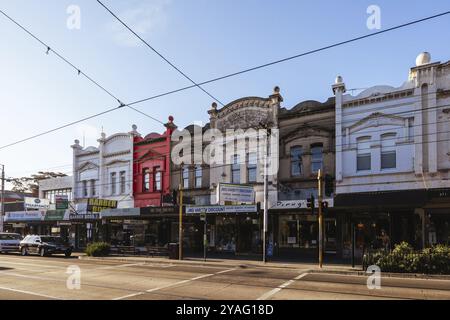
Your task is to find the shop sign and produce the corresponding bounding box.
[69,213,100,221]
[55,195,69,210]
[45,210,69,221]
[271,198,334,210]
[24,197,50,210]
[12,223,26,228]
[4,211,45,222]
[101,207,140,218]
[217,183,255,204]
[57,221,72,226]
[140,206,178,215]
[186,205,257,214]
[86,198,118,213]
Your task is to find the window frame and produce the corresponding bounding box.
[311,144,323,173]
[290,146,303,177]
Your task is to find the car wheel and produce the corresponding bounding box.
[39,248,46,257]
[21,247,28,256]
[65,250,72,258]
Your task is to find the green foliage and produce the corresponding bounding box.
[363,242,450,274]
[85,242,111,257]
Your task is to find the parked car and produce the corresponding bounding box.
[19,235,73,257]
[0,232,22,253]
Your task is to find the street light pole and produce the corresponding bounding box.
[0,164,5,233]
[263,153,268,263]
[317,169,324,269]
[179,164,184,260]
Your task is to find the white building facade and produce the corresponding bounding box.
[333,53,450,252]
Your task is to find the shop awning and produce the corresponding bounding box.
[334,189,428,208]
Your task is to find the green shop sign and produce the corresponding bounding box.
[45,210,67,221]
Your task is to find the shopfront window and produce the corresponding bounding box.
[216,216,236,253]
[278,215,318,249]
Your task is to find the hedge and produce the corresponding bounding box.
[363,242,450,274]
[85,242,111,257]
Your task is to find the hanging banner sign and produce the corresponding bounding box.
[55,195,69,210]
[87,198,118,213]
[217,183,255,204]
[186,205,257,214]
[4,211,45,222]
[24,197,50,210]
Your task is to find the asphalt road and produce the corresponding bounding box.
[0,253,449,300]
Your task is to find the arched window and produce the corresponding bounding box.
[381,133,396,169]
[357,136,371,171]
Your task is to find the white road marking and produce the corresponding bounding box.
[112,267,236,300]
[0,285,63,300]
[257,272,308,300]
[0,260,66,269]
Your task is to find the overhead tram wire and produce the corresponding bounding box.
[0,9,165,150]
[0,9,449,150]
[96,0,225,107]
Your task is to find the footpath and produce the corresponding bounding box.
[77,254,450,280]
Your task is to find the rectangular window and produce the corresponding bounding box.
[110,172,116,195]
[154,168,161,191]
[90,179,96,196]
[247,152,257,183]
[357,137,371,171]
[381,133,397,169]
[195,166,202,188]
[120,171,126,194]
[290,146,302,176]
[311,144,323,173]
[143,168,150,191]
[82,180,88,197]
[232,155,240,184]
[183,168,189,189]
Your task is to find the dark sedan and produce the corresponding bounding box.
[19,235,73,257]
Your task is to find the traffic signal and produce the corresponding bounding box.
[324,174,334,197]
[306,195,315,214]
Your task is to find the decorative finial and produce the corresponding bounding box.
[335,75,343,84]
[132,124,137,131]
[74,139,80,145]
[211,102,217,110]
[168,115,174,123]
[273,86,280,94]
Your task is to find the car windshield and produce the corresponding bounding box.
[41,237,65,244]
[0,234,21,240]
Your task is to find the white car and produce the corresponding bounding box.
[0,232,22,253]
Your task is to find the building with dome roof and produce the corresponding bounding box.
[333,52,450,259]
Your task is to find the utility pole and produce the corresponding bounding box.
[178,164,184,260]
[317,169,324,268]
[263,153,268,263]
[0,164,4,233]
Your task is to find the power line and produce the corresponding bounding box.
[1,9,449,151]
[96,0,225,107]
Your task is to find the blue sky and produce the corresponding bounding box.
[0,0,449,181]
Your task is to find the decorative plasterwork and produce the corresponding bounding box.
[216,97,270,119]
[346,112,406,134]
[282,125,332,144]
[103,150,131,158]
[104,159,129,167]
[103,133,130,143]
[138,149,165,162]
[343,89,414,108]
[77,161,99,172]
